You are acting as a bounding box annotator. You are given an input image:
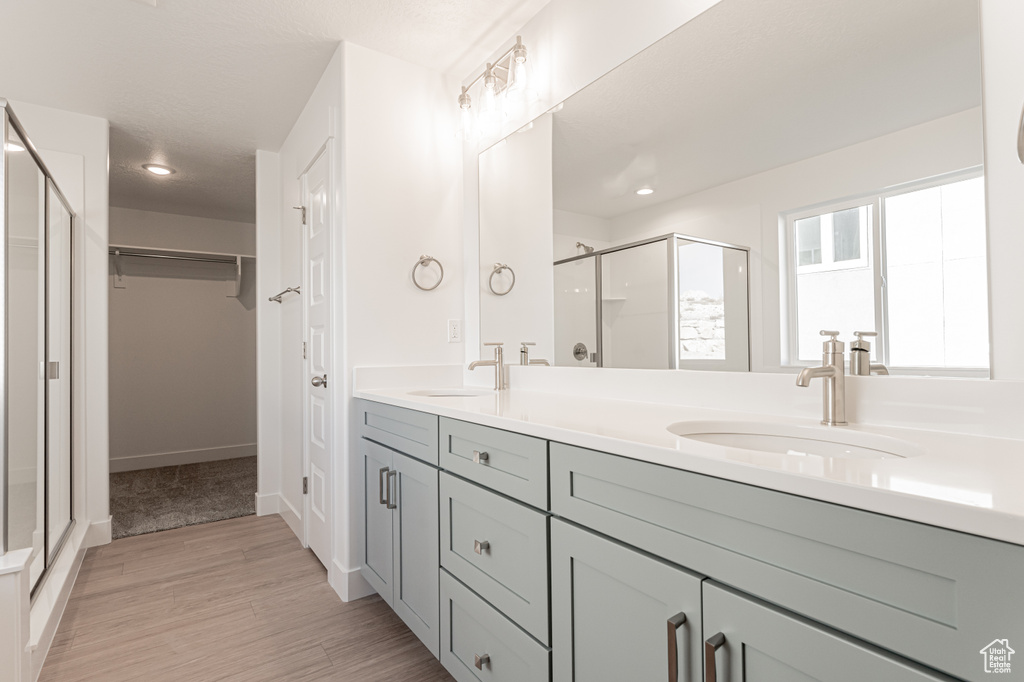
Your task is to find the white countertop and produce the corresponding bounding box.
[354,385,1024,546]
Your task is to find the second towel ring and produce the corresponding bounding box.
[488,263,516,296]
[412,255,444,291]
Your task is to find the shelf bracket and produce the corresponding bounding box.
[113,249,126,288]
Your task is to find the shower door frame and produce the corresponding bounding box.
[1,100,77,599]
[554,232,750,369]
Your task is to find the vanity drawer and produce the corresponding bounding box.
[440,417,548,509]
[357,399,438,465]
[440,569,550,682]
[550,442,1024,682]
[441,473,550,643]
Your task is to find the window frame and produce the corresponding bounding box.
[782,166,987,377]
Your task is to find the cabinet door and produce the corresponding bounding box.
[702,582,958,682]
[392,451,440,657]
[552,519,703,682]
[361,439,394,605]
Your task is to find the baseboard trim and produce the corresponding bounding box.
[109,443,257,473]
[278,494,303,544]
[255,492,280,516]
[84,517,112,548]
[329,560,375,603]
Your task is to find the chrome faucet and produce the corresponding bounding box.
[796,330,847,426]
[849,331,889,376]
[469,342,506,390]
[519,342,550,366]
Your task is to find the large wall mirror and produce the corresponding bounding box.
[478,0,986,376]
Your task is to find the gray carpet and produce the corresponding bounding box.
[110,456,257,540]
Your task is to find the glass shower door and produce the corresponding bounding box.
[6,127,46,586]
[554,257,599,366]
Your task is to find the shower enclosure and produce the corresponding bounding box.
[554,233,750,371]
[2,100,75,595]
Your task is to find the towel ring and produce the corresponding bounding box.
[412,255,444,291]
[488,263,516,296]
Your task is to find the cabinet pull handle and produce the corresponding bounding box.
[667,612,686,682]
[378,467,389,506]
[386,469,397,509]
[474,539,490,555]
[474,653,490,670]
[472,450,490,464]
[704,632,725,682]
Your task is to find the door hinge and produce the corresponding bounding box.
[303,477,309,495]
[293,205,307,225]
[303,341,307,360]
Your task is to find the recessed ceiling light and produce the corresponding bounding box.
[635,187,654,196]
[143,163,175,176]
[6,141,25,152]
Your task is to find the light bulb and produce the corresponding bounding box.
[635,187,654,196]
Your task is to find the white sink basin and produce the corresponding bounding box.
[668,420,924,460]
[407,389,491,398]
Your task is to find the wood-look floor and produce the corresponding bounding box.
[39,514,455,682]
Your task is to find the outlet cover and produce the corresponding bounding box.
[448,319,462,343]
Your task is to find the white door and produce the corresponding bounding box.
[302,150,331,568]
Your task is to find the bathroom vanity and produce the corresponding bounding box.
[355,388,1024,682]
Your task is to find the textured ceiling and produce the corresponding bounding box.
[552,0,982,219]
[0,0,548,222]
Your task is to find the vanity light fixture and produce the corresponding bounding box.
[457,36,533,140]
[143,163,176,176]
[635,187,655,196]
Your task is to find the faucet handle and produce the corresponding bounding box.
[484,342,504,346]
[851,330,877,352]
[819,330,844,353]
[520,342,536,348]
[819,330,841,339]
[853,331,877,339]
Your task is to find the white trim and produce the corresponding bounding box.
[108,443,256,473]
[254,492,280,516]
[83,517,112,548]
[278,494,303,544]
[329,558,375,603]
[29,529,86,681]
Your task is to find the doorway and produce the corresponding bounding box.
[107,209,258,539]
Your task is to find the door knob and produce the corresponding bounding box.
[311,374,327,388]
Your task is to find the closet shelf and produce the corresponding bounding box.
[109,244,255,297]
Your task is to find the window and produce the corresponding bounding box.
[784,171,988,374]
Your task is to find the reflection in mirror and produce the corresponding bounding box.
[479,0,986,375]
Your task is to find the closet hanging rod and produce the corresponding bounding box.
[108,248,239,265]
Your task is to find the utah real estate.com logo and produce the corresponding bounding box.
[980,639,1014,674]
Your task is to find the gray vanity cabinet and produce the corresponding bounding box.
[551,519,703,682]
[701,582,958,682]
[358,401,441,658]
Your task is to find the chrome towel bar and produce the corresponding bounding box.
[269,286,301,303]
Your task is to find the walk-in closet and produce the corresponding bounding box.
[107,208,257,539]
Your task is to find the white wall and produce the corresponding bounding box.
[552,208,611,260]
[109,206,255,255]
[256,39,463,602]
[340,40,463,594]
[479,115,554,360]
[108,208,257,472]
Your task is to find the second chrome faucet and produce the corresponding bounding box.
[797,330,889,426]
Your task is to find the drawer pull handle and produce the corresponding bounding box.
[378,467,389,506]
[472,450,490,464]
[667,611,686,682]
[474,540,490,554]
[704,632,725,682]
[385,469,397,509]
[474,653,491,670]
